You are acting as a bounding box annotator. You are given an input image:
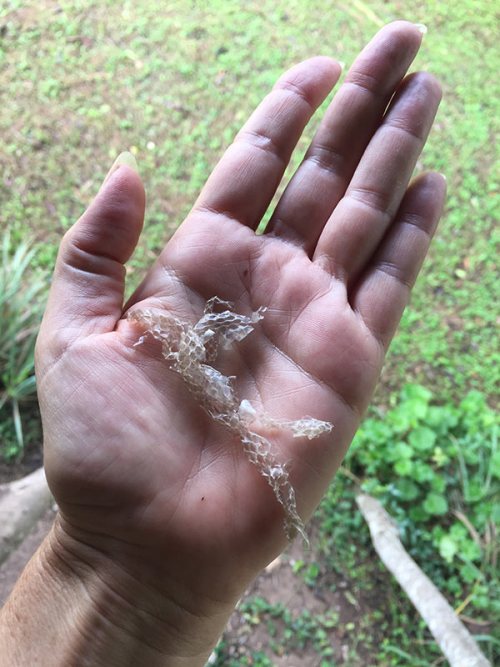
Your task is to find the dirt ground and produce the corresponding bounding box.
[219,538,377,666]
[0,443,43,485]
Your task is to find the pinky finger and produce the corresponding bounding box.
[351,172,446,349]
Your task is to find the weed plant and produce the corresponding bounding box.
[0,233,46,458]
[349,384,499,621]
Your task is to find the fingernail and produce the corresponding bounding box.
[103,151,138,185]
[438,172,447,183]
[337,60,346,71]
[415,23,428,35]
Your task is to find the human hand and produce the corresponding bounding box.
[34,20,445,665]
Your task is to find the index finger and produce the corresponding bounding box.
[190,57,342,230]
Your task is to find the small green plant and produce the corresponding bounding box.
[239,596,338,660]
[0,232,46,458]
[348,385,499,620]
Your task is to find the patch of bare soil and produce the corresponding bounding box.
[217,525,383,666]
[0,439,43,484]
[0,403,43,484]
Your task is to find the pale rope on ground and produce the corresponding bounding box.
[356,493,491,667]
[0,467,52,566]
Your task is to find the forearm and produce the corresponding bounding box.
[0,517,231,667]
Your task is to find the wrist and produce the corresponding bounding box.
[1,516,234,666]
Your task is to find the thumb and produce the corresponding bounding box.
[40,152,146,357]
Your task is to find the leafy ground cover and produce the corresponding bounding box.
[350,386,499,632]
[0,0,498,663]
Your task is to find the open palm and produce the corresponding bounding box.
[35,21,445,636]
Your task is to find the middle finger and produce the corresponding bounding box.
[265,21,425,250]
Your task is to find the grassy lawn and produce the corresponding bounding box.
[1,1,498,664]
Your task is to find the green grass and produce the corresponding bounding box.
[1,0,498,663]
[1,0,497,399]
[0,233,47,458]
